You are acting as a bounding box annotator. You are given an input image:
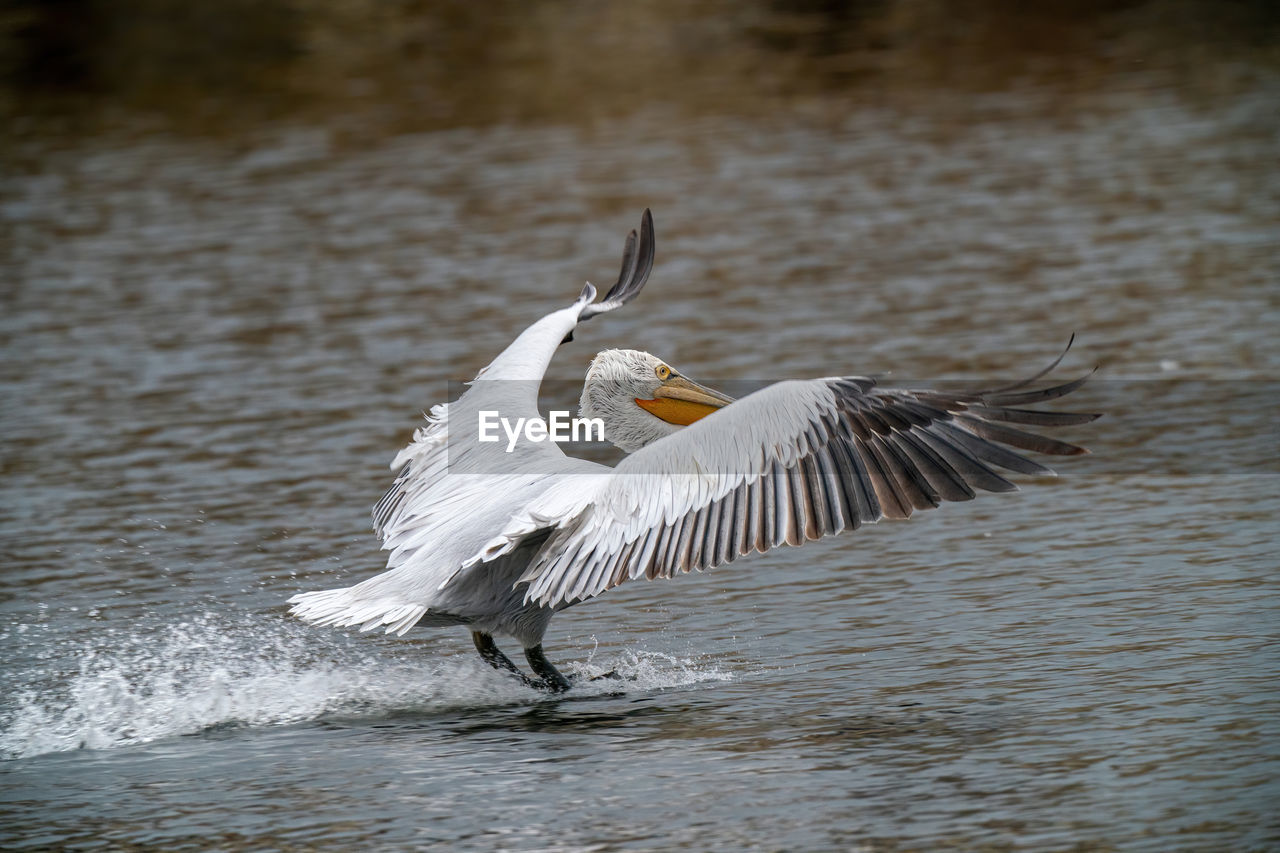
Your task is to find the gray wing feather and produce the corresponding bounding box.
[495,352,1099,608]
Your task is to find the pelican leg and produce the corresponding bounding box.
[524,645,573,693]
[472,631,541,689]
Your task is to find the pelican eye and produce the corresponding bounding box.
[655,364,671,380]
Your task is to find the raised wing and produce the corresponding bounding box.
[470,354,1099,608]
[290,211,656,633]
[369,211,658,581]
[374,208,656,534]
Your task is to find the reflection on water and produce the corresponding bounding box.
[2,1,1278,850]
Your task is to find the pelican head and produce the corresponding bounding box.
[579,349,734,453]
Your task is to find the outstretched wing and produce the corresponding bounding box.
[469,355,1099,608]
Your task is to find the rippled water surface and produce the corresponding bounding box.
[3,3,1279,850]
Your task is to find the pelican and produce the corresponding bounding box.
[289,210,1098,692]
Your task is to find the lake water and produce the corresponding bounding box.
[2,3,1278,849]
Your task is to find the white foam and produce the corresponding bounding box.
[0,615,730,760]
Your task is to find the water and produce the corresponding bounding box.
[3,3,1279,849]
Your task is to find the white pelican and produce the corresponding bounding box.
[289,210,1098,691]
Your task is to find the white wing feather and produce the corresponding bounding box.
[287,298,591,634]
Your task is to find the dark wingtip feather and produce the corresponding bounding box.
[986,369,1095,407]
[980,334,1075,395]
[579,209,656,321]
[601,230,639,303]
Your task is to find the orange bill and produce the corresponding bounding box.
[635,396,723,425]
[635,374,734,425]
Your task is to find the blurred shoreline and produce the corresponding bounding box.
[2,0,1277,150]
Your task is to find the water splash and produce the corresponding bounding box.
[562,648,734,695]
[0,614,730,760]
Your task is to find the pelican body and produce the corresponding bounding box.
[289,211,1098,691]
